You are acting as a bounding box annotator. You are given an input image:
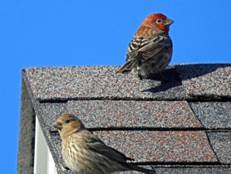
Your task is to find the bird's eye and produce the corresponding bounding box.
[156,19,163,24]
[64,120,71,124]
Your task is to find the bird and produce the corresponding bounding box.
[54,113,156,174]
[116,13,174,80]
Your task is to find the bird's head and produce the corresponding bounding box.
[138,13,174,35]
[54,113,85,138]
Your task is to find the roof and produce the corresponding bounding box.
[18,64,231,174]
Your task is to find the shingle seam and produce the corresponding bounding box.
[187,101,206,128]
[88,128,231,131]
[206,129,231,132]
[91,127,231,133]
[187,96,231,102]
[151,164,230,168]
[205,131,222,164]
[38,97,187,103]
[187,101,221,163]
[38,97,231,103]
[128,161,221,165]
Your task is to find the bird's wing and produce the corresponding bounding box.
[126,37,148,62]
[138,34,172,62]
[87,136,133,162]
[116,34,172,73]
[116,37,148,73]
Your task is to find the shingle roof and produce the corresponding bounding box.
[18,64,231,174]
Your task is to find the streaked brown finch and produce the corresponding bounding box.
[54,113,156,174]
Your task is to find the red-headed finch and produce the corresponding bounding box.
[116,13,173,79]
[54,113,156,174]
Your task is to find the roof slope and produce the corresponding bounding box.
[18,64,231,174]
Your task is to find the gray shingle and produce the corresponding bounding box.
[112,166,231,174]
[190,102,231,129]
[94,131,217,163]
[67,100,202,128]
[19,65,231,174]
[176,64,231,99]
[155,168,231,174]
[24,66,185,101]
[36,102,68,128]
[208,132,231,164]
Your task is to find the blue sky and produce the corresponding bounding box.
[0,0,230,173]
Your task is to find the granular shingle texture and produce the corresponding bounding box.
[18,64,231,174]
[67,100,202,128]
[95,131,217,163]
[175,64,231,99]
[155,168,231,174]
[189,102,231,129]
[208,132,231,164]
[24,66,186,101]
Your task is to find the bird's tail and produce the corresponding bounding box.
[116,60,136,74]
[127,163,156,174]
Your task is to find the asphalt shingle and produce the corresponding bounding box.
[106,167,231,174]
[190,102,231,129]
[176,64,231,99]
[18,65,231,174]
[155,168,231,174]
[24,66,186,101]
[94,131,217,163]
[67,100,202,129]
[208,132,231,164]
[36,102,67,128]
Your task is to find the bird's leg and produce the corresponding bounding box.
[138,73,143,80]
[136,58,142,80]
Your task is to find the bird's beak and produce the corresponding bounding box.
[53,123,62,131]
[49,124,60,134]
[164,18,174,26]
